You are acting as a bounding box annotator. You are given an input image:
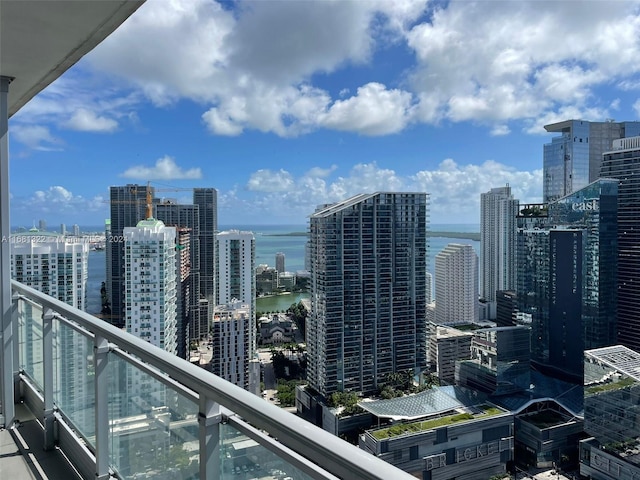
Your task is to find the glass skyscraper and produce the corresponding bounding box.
[107,184,153,327]
[193,188,218,310]
[543,120,640,203]
[601,137,640,354]
[517,179,618,383]
[307,192,428,397]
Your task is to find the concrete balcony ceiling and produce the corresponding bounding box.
[0,0,145,117]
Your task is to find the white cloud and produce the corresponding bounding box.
[306,165,338,178]
[120,156,203,180]
[12,186,105,219]
[321,83,415,135]
[28,0,640,139]
[64,109,118,132]
[237,160,541,223]
[201,107,245,136]
[490,125,511,136]
[10,125,63,151]
[12,75,139,143]
[411,159,542,222]
[406,0,640,127]
[247,169,295,192]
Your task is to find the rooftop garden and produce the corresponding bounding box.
[371,405,503,440]
[586,376,637,394]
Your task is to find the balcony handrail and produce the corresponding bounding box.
[11,280,412,480]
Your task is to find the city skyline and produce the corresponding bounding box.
[9,1,640,226]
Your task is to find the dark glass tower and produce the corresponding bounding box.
[107,184,152,327]
[601,137,640,353]
[307,192,428,397]
[193,188,218,332]
[516,179,618,383]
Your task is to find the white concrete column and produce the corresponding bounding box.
[0,76,14,428]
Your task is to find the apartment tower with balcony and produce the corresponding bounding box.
[435,243,479,325]
[307,192,428,397]
[123,219,177,355]
[216,230,256,382]
[10,230,91,432]
[480,185,519,319]
[155,202,200,349]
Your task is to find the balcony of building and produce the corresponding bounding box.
[1,280,413,479]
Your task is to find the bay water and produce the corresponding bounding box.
[85,224,480,315]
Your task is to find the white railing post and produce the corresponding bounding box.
[12,291,20,405]
[42,308,55,450]
[94,335,110,479]
[199,396,221,479]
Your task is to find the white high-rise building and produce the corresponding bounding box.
[216,230,256,379]
[10,229,88,309]
[212,301,259,392]
[426,272,433,304]
[10,230,90,432]
[123,219,177,355]
[435,243,478,325]
[480,185,518,318]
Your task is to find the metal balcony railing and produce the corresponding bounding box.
[6,280,412,480]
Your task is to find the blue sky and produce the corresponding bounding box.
[8,0,640,227]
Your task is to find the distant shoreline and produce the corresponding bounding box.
[428,231,480,241]
[263,231,480,241]
[262,232,307,237]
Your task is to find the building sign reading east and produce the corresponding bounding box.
[572,199,599,212]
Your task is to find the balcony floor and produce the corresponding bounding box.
[0,404,82,479]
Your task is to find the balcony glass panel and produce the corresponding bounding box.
[53,320,95,441]
[221,422,313,480]
[18,298,44,391]
[107,354,199,479]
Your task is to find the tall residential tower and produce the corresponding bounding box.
[123,218,177,355]
[435,243,478,325]
[307,192,428,397]
[480,185,518,318]
[216,230,256,384]
[601,136,640,353]
[193,188,218,317]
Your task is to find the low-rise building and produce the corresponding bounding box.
[580,345,640,480]
[259,314,294,345]
[427,323,473,384]
[456,325,531,396]
[358,386,514,479]
[256,265,278,295]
